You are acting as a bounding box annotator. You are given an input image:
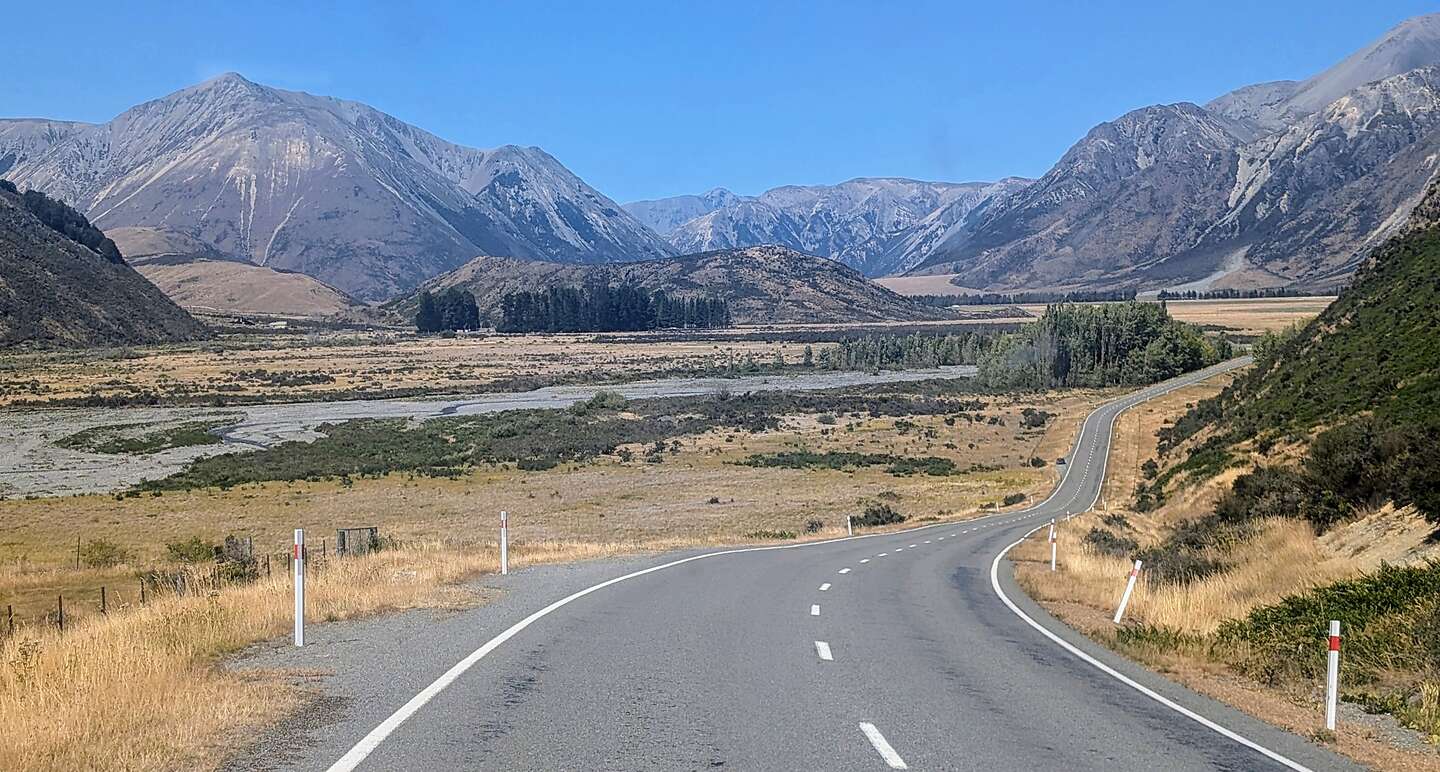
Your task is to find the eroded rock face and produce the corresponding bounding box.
[0,74,674,301]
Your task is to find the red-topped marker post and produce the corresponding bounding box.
[1326,620,1341,731]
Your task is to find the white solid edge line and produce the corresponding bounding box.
[326,359,1252,772]
[815,641,833,661]
[989,529,1311,772]
[859,722,909,769]
[987,358,1312,772]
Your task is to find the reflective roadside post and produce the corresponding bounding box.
[1326,620,1341,731]
[1113,559,1142,624]
[293,528,305,647]
[500,511,509,576]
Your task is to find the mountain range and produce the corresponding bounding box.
[6,13,1440,308]
[0,74,672,301]
[624,178,1029,277]
[906,14,1440,291]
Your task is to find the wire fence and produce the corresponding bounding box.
[2,528,382,637]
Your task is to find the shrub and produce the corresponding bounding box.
[804,519,825,534]
[1083,529,1137,558]
[1002,493,1026,506]
[79,539,131,568]
[516,457,559,471]
[1028,456,1046,468]
[854,503,906,528]
[166,537,215,564]
[816,413,838,425]
[747,530,797,540]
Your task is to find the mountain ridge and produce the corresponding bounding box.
[0,73,673,301]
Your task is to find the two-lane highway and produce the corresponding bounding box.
[236,359,1361,771]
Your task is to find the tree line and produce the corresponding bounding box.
[415,288,481,332]
[497,284,731,333]
[910,289,1138,307]
[1156,287,1341,300]
[814,332,993,370]
[977,302,1228,389]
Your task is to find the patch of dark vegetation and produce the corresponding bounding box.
[1083,528,1138,558]
[853,503,906,528]
[1002,493,1026,506]
[57,420,227,455]
[740,451,959,477]
[747,529,797,540]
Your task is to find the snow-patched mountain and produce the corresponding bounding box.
[912,13,1440,292]
[0,74,673,300]
[634,177,1026,276]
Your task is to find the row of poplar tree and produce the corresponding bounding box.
[496,285,731,333]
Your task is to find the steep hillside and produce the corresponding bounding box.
[1154,175,1440,529]
[0,182,205,347]
[633,178,1026,277]
[391,246,955,325]
[0,74,673,301]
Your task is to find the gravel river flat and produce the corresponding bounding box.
[0,366,975,499]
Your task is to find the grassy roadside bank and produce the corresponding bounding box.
[1012,378,1440,771]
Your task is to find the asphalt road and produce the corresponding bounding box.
[232,358,1364,771]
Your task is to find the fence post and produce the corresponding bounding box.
[1113,559,1142,624]
[6,605,12,635]
[266,554,272,578]
[1326,620,1341,731]
[1049,519,1057,571]
[140,581,146,606]
[75,536,81,570]
[293,529,305,647]
[101,586,107,615]
[57,595,64,632]
[500,511,509,576]
[846,515,853,537]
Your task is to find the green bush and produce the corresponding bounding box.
[166,536,215,564]
[79,539,131,568]
[1002,493,1026,506]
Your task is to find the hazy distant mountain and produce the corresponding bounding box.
[0,183,204,347]
[631,178,1026,277]
[911,13,1440,292]
[391,245,956,325]
[623,188,743,235]
[0,74,673,301]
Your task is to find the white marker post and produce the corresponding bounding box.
[500,511,509,576]
[1326,620,1341,731]
[293,528,305,647]
[1048,519,1057,572]
[847,515,853,537]
[1113,559,1142,624]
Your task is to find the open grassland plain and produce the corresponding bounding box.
[0,378,1095,771]
[1012,376,1440,771]
[0,331,814,407]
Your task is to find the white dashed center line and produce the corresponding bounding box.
[811,604,821,616]
[838,568,851,574]
[859,722,908,769]
[860,558,871,563]
[819,583,831,591]
[908,544,917,548]
[815,641,834,661]
[878,552,888,557]
[895,548,904,552]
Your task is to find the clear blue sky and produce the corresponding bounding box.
[2,1,1433,202]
